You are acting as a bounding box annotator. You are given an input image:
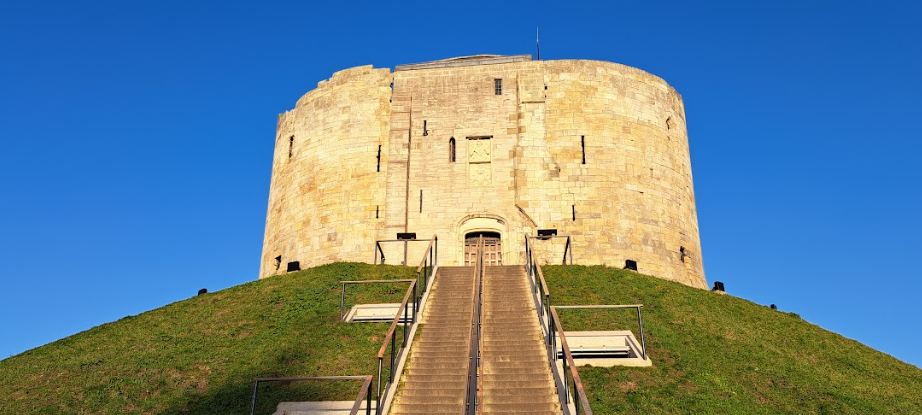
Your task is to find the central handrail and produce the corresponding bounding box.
[549,308,593,415]
[465,236,484,415]
[249,375,373,415]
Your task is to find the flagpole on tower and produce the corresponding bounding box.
[536,27,541,60]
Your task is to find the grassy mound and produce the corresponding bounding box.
[543,265,922,414]
[0,263,416,414]
[3,263,920,414]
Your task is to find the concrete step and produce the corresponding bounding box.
[481,393,558,404]
[389,403,465,414]
[482,403,560,413]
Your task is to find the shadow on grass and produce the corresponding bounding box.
[155,343,374,415]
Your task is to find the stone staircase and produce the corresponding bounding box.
[388,266,475,415]
[481,265,561,415]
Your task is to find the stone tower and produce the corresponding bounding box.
[260,55,706,289]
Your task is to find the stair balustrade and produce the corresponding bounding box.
[525,233,594,415]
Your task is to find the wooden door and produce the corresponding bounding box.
[464,232,502,266]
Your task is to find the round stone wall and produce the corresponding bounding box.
[260,57,705,289]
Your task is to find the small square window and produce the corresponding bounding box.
[494,79,502,95]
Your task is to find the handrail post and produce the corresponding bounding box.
[249,380,259,415]
[569,236,573,265]
[340,282,346,321]
[376,359,382,414]
[637,306,647,360]
[366,379,372,415]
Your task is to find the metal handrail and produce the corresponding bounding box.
[549,308,593,415]
[249,375,373,415]
[339,279,416,321]
[374,237,436,266]
[375,278,417,413]
[553,305,647,361]
[464,236,484,415]
[415,235,438,299]
[527,235,573,265]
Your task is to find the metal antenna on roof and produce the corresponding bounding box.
[536,27,541,60]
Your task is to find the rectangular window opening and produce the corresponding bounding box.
[494,79,502,95]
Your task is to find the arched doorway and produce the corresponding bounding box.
[464,231,502,266]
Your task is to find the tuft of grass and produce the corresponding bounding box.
[543,265,922,414]
[0,263,416,414]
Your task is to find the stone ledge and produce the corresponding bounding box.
[396,54,533,71]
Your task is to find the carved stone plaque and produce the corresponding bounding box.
[467,137,492,186]
[468,139,491,163]
[469,163,492,186]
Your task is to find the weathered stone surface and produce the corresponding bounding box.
[260,56,707,289]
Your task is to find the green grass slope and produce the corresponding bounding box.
[3,263,920,414]
[0,263,416,414]
[543,265,922,414]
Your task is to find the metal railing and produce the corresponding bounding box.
[548,308,593,415]
[374,236,438,267]
[374,278,418,413]
[525,233,593,414]
[525,235,552,342]
[552,305,647,361]
[339,279,417,321]
[464,236,484,415]
[527,234,573,265]
[249,375,373,415]
[415,236,438,297]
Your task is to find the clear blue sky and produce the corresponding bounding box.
[1,1,920,368]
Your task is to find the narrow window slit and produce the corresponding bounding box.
[288,136,294,160]
[419,190,423,213]
[572,204,576,221]
[376,145,382,172]
[422,120,428,136]
[449,137,456,163]
[376,205,379,219]
[581,135,586,164]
